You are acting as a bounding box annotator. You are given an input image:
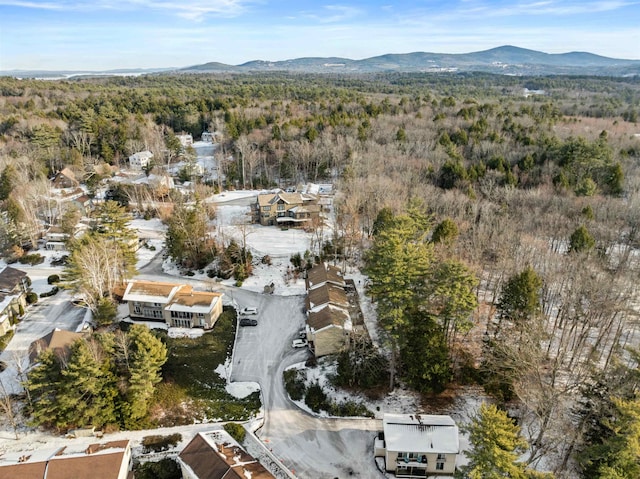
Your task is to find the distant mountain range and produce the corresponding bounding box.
[4,46,640,78]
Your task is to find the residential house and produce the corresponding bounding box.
[28,328,85,363]
[375,414,459,477]
[306,304,351,357]
[305,262,345,290]
[0,439,132,479]
[177,133,193,148]
[128,150,153,171]
[256,191,320,226]
[305,282,349,314]
[178,431,275,479]
[122,280,224,329]
[201,131,213,143]
[51,168,79,189]
[0,266,29,327]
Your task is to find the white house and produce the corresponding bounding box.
[201,131,213,143]
[128,150,153,171]
[177,133,193,148]
[375,413,459,477]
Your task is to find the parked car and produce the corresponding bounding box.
[292,338,308,348]
[239,318,258,327]
[240,307,258,315]
[298,328,307,338]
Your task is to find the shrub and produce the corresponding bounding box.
[134,458,181,479]
[18,253,44,265]
[328,400,374,418]
[283,369,306,401]
[51,255,69,267]
[304,382,329,413]
[141,433,182,453]
[47,274,60,284]
[223,422,246,443]
[40,286,59,298]
[25,292,38,304]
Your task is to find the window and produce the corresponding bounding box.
[133,305,141,314]
[437,454,446,461]
[262,206,271,211]
[277,204,285,211]
[436,462,444,471]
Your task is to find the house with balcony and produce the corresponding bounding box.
[256,191,320,226]
[375,414,459,478]
[122,280,223,329]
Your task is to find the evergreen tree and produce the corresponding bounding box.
[57,339,117,429]
[431,218,459,245]
[25,350,63,430]
[569,225,596,254]
[124,325,167,426]
[400,311,451,393]
[0,164,17,201]
[165,200,216,270]
[496,266,543,331]
[365,208,433,388]
[463,403,528,479]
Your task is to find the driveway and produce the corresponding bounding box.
[230,290,383,479]
[0,290,86,394]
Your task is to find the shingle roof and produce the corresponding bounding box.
[383,414,459,454]
[0,266,27,293]
[29,328,84,363]
[307,304,351,331]
[305,263,344,289]
[123,280,188,303]
[306,283,349,311]
[179,433,275,479]
[166,291,223,313]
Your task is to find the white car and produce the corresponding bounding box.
[240,307,258,315]
[292,338,308,348]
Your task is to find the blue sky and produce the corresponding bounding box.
[1,0,639,71]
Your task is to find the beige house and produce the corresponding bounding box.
[122,280,223,329]
[375,414,459,477]
[306,304,351,357]
[256,191,320,226]
[0,440,132,479]
[0,266,29,336]
[303,263,354,357]
[178,431,275,479]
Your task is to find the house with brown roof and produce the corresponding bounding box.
[305,262,345,290]
[306,304,352,357]
[0,439,132,479]
[178,431,275,479]
[256,191,320,226]
[305,282,349,314]
[28,328,85,363]
[123,280,224,329]
[51,168,79,189]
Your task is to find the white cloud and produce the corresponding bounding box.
[0,0,256,18]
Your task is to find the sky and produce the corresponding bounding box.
[1,0,639,71]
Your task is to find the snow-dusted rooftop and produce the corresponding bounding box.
[383,413,459,454]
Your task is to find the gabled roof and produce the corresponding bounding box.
[52,168,79,186]
[129,150,153,161]
[179,433,275,479]
[383,414,459,454]
[306,283,349,311]
[257,191,317,208]
[305,263,344,290]
[307,304,351,332]
[29,328,84,363]
[123,280,188,304]
[0,266,27,293]
[166,291,223,314]
[0,440,130,479]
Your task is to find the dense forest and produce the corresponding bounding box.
[1,72,640,478]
